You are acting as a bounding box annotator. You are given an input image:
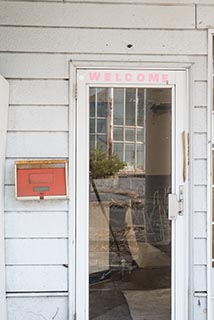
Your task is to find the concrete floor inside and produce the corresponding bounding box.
[89,267,171,320]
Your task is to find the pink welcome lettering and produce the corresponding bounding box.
[137,74,145,82]
[125,73,132,81]
[89,72,101,81]
[149,73,159,82]
[104,73,111,81]
[162,74,168,83]
[115,73,122,81]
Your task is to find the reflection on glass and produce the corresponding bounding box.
[97,119,107,133]
[97,88,109,117]
[90,88,95,117]
[113,127,123,141]
[137,144,144,170]
[89,87,172,320]
[126,88,136,126]
[138,88,144,126]
[137,128,144,142]
[125,128,135,141]
[114,88,124,125]
[97,135,107,152]
[125,144,135,168]
[113,143,123,162]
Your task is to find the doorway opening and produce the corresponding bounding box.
[89,87,172,320]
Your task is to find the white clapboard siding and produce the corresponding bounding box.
[6,266,68,292]
[0,53,208,80]
[8,106,68,131]
[0,2,195,29]
[194,160,207,185]
[5,239,67,265]
[65,0,214,3]
[7,296,68,320]
[5,211,68,238]
[194,212,207,238]
[193,107,207,133]
[212,269,214,296]
[0,27,207,55]
[193,133,207,159]
[194,239,207,265]
[197,5,214,29]
[194,266,207,292]
[212,113,214,142]
[194,81,207,106]
[9,80,68,105]
[5,186,68,211]
[194,297,207,320]
[193,186,207,212]
[6,132,68,157]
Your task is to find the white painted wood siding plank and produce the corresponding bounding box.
[64,0,214,3]
[194,239,207,265]
[194,212,207,238]
[6,239,67,265]
[194,266,207,291]
[7,296,68,320]
[9,80,68,105]
[194,81,207,106]
[0,53,207,80]
[5,211,68,238]
[5,186,68,211]
[193,297,207,320]
[193,134,207,159]
[212,113,214,142]
[5,159,16,185]
[197,5,214,29]
[6,132,68,157]
[193,108,207,133]
[8,106,68,131]
[194,160,207,185]
[6,266,67,292]
[0,2,195,29]
[211,268,214,295]
[0,28,207,55]
[193,186,207,212]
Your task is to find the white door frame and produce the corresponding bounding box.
[0,75,9,320]
[71,67,189,320]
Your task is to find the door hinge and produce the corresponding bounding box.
[168,185,184,220]
[73,313,77,320]
[74,84,78,100]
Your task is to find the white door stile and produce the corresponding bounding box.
[0,76,9,320]
[207,29,214,320]
[76,73,90,320]
[173,70,189,320]
[75,68,189,320]
[68,62,77,320]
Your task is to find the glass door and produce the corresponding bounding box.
[75,69,189,320]
[89,87,171,320]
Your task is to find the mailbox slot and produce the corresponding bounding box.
[15,160,68,200]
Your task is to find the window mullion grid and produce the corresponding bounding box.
[123,88,126,163]
[109,88,114,156]
[143,88,147,172]
[135,88,138,169]
[95,88,98,149]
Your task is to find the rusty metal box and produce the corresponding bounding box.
[15,160,68,200]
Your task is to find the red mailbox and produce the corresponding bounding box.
[15,160,68,200]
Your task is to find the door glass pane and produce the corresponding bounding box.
[114,88,124,125]
[89,87,172,320]
[126,88,136,126]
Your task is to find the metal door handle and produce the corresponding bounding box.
[168,186,184,220]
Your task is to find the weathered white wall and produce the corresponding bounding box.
[0,1,212,319]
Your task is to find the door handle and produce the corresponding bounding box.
[168,186,184,220]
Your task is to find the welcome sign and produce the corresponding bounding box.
[78,70,174,85]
